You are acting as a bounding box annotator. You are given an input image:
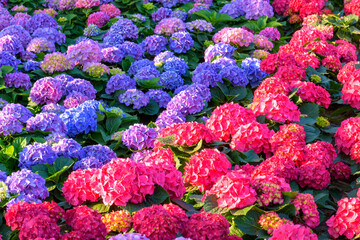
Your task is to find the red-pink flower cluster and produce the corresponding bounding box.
[205,102,256,142]
[327,197,360,239]
[184,148,231,192]
[293,81,331,108]
[143,148,186,199]
[322,55,342,72]
[341,71,360,109]
[155,122,216,147]
[269,224,318,240]
[230,121,275,155]
[99,4,121,18]
[303,141,336,168]
[297,161,331,190]
[183,212,230,240]
[253,77,290,101]
[335,40,357,63]
[101,210,132,233]
[337,61,360,83]
[133,204,187,240]
[259,212,293,234]
[329,162,351,180]
[19,215,60,240]
[292,193,320,229]
[273,65,306,85]
[203,170,257,209]
[335,117,360,155]
[260,52,299,74]
[286,0,325,20]
[251,175,290,207]
[87,12,110,28]
[344,0,360,16]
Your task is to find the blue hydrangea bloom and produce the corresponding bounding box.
[174,83,211,102]
[26,112,67,134]
[7,193,42,208]
[241,57,268,87]
[18,143,57,169]
[106,74,136,94]
[109,233,150,240]
[52,138,85,159]
[0,170,6,182]
[118,89,149,109]
[204,43,236,62]
[152,7,172,22]
[23,60,40,71]
[154,51,175,67]
[128,59,156,76]
[119,41,144,60]
[73,156,103,170]
[163,57,188,76]
[192,69,223,88]
[103,33,124,47]
[0,51,20,70]
[170,10,187,21]
[82,144,117,164]
[220,65,249,87]
[135,65,160,81]
[158,71,184,90]
[108,17,138,40]
[146,89,171,108]
[166,89,205,115]
[141,35,168,56]
[169,31,194,53]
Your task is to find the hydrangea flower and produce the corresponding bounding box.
[141,35,168,55]
[0,51,20,69]
[204,43,236,62]
[2,103,32,124]
[166,90,205,115]
[0,25,31,48]
[259,212,293,234]
[122,124,157,150]
[158,71,183,90]
[186,20,214,32]
[106,74,136,94]
[154,51,175,67]
[155,109,186,129]
[170,10,187,21]
[4,72,31,90]
[0,112,23,136]
[102,210,132,233]
[103,33,124,47]
[163,57,188,75]
[107,17,138,40]
[67,39,103,65]
[40,52,74,73]
[18,143,57,169]
[23,60,40,71]
[65,78,97,99]
[82,144,116,164]
[75,0,100,8]
[63,91,90,109]
[51,138,84,159]
[213,27,254,47]
[30,77,65,105]
[154,18,186,36]
[32,27,66,45]
[26,112,67,134]
[83,62,109,78]
[118,89,149,109]
[128,59,155,76]
[87,12,110,28]
[0,35,24,56]
[134,65,160,81]
[100,4,121,18]
[73,156,103,170]
[146,89,171,108]
[110,233,149,240]
[84,24,100,37]
[25,13,58,33]
[169,31,194,53]
[119,41,144,60]
[152,7,172,22]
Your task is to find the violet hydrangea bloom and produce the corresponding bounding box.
[26,112,67,134]
[0,35,24,56]
[4,72,31,90]
[65,78,97,99]
[23,60,40,71]
[25,13,58,33]
[119,41,144,60]
[0,51,20,70]
[5,169,49,200]
[0,112,23,136]
[241,57,268,87]
[259,27,281,41]
[128,59,155,76]
[212,57,237,70]
[32,27,66,45]
[109,233,150,240]
[2,103,32,123]
[192,68,223,88]
[130,149,153,162]
[18,142,58,169]
[0,25,31,48]
[73,156,103,170]
[122,124,157,150]
[30,77,65,105]
[54,74,74,86]
[134,65,160,81]
[6,193,42,208]
[101,47,124,63]
[174,83,211,102]
[166,89,205,115]
[0,170,6,182]
[107,17,138,40]
[67,39,103,65]
[119,89,149,109]
[220,65,249,87]
[141,35,168,56]
[154,51,175,67]
[163,57,188,75]
[152,7,172,22]
[63,91,89,109]
[169,31,194,53]
[103,33,124,47]
[186,20,214,32]
[41,103,65,114]
[204,43,236,62]
[106,74,136,94]
[82,144,116,164]
[154,18,186,36]
[158,71,183,90]
[146,89,171,108]
[60,101,98,137]
[155,109,186,129]
[0,14,13,31]
[52,138,85,159]
[242,0,274,20]
[170,10,187,21]
[219,2,245,18]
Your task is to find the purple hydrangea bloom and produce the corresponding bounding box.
[41,103,65,114]
[0,25,31,48]
[128,59,155,76]
[63,91,89,109]
[219,2,245,18]
[26,112,67,134]
[146,89,171,108]
[193,62,216,74]
[0,14,12,31]
[122,124,157,150]
[65,78,96,99]
[60,102,98,137]
[52,138,84,159]
[30,77,65,105]
[159,0,178,8]
[188,6,209,14]
[204,43,236,62]
[84,24,100,37]
[119,41,144,60]
[166,89,205,115]
[101,47,124,63]
[243,0,274,20]
[109,233,150,240]
[73,156,103,170]
[158,71,183,90]
[130,14,147,23]
[0,98,8,109]
[0,51,20,70]
[186,20,214,32]
[0,170,6,182]
[32,27,66,45]
[211,57,237,71]
[4,72,31,90]
[192,68,223,87]
[25,13,58,33]
[135,65,160,81]
[0,35,24,56]
[5,169,49,199]
[119,89,149,109]
[0,112,23,136]
[106,74,136,94]
[141,35,168,56]
[152,7,172,22]
[67,39,103,66]
[130,149,153,162]
[154,51,175,67]
[163,57,188,76]
[155,109,186,129]
[259,27,281,41]
[44,133,67,144]
[75,36,89,44]
[169,31,194,53]
[26,37,55,53]
[170,10,187,21]
[103,33,124,48]
[154,18,186,36]
[6,193,42,208]
[82,144,116,164]
[241,57,268,87]
[23,60,40,71]
[2,103,32,124]
[54,74,74,86]
[175,83,211,102]
[18,143,57,169]
[220,65,249,87]
[108,17,138,40]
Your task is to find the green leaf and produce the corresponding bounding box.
[276,203,296,218]
[138,100,160,115]
[193,9,211,22]
[32,164,49,179]
[229,86,247,101]
[137,77,164,89]
[235,210,263,235]
[1,66,14,74]
[242,22,260,32]
[300,103,319,120]
[303,125,320,143]
[257,16,268,29]
[355,64,360,70]
[211,88,226,104]
[156,134,175,145]
[46,157,74,183]
[172,199,199,216]
[230,204,255,216]
[88,202,110,213]
[106,117,123,134]
[203,194,230,214]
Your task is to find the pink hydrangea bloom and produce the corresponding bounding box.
[292,81,331,108]
[213,27,254,47]
[297,161,330,190]
[205,102,256,142]
[269,224,318,240]
[329,162,351,180]
[259,212,293,234]
[87,12,110,28]
[253,77,291,101]
[270,123,306,152]
[100,4,121,18]
[19,215,60,240]
[154,18,186,36]
[66,39,103,66]
[337,61,360,83]
[335,40,357,63]
[75,0,100,8]
[303,141,336,168]
[322,55,342,71]
[203,170,257,209]
[29,77,65,105]
[342,72,360,109]
[184,148,231,192]
[335,117,360,155]
[292,193,320,229]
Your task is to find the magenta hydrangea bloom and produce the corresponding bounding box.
[30,77,65,105]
